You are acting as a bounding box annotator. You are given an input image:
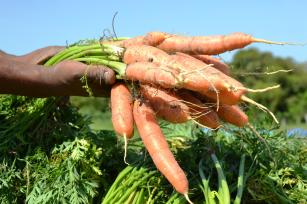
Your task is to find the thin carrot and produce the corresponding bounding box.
[151,32,286,55]
[133,100,192,203]
[216,105,248,127]
[139,84,190,123]
[111,83,134,164]
[191,54,230,75]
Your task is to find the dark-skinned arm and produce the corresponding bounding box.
[0,49,116,97]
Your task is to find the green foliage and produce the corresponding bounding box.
[70,96,113,130]
[99,120,307,204]
[26,138,102,204]
[0,159,25,204]
[0,95,123,203]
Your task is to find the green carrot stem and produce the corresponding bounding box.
[234,154,246,204]
[102,166,133,203]
[74,58,126,77]
[112,171,155,204]
[46,43,124,66]
[199,159,215,204]
[211,154,230,204]
[135,188,145,204]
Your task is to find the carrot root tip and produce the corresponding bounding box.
[123,134,130,165]
[184,193,194,204]
[241,95,279,124]
[243,84,280,93]
[252,38,305,46]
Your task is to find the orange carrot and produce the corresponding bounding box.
[140,84,190,123]
[178,91,220,129]
[217,105,248,127]
[191,55,230,75]
[125,60,245,105]
[111,83,134,138]
[143,31,172,46]
[122,44,170,65]
[154,32,284,55]
[168,52,245,105]
[111,83,134,164]
[133,100,190,198]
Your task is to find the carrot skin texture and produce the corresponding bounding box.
[157,32,254,55]
[125,60,245,105]
[140,85,190,123]
[191,55,230,75]
[116,36,145,48]
[133,100,189,194]
[169,53,246,105]
[111,83,134,138]
[217,105,249,127]
[123,45,246,104]
[123,45,170,65]
[125,61,179,88]
[178,91,220,129]
[143,31,170,46]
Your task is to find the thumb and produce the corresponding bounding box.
[85,64,116,86]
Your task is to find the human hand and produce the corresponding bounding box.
[0,48,116,97]
[46,60,116,97]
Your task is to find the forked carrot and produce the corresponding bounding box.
[133,100,192,203]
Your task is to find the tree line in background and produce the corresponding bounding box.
[230,48,307,126]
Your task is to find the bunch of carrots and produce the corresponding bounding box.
[46,31,287,203]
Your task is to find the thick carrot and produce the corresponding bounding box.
[124,60,245,105]
[133,100,190,197]
[155,32,284,55]
[111,83,134,138]
[139,84,190,123]
[178,91,220,129]
[191,55,230,75]
[168,52,245,105]
[216,105,248,127]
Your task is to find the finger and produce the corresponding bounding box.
[86,65,116,85]
[82,64,116,96]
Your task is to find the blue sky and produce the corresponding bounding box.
[1,0,306,63]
